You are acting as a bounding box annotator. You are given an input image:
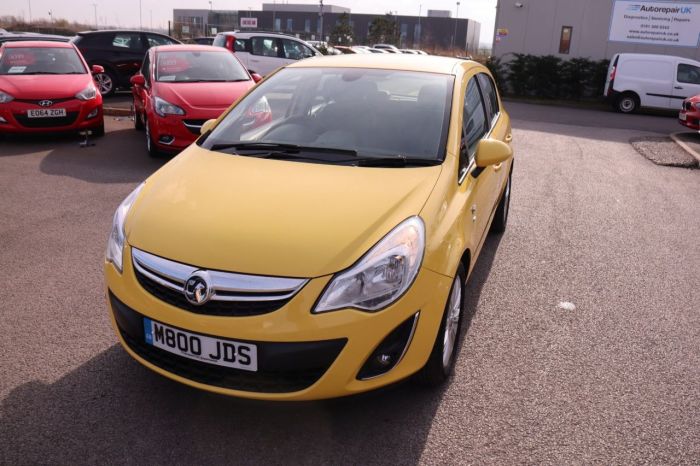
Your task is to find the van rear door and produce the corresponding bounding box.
[673,60,700,110]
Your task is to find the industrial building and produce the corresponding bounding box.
[173,4,481,54]
[493,0,700,61]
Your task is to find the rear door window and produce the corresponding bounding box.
[112,33,144,50]
[251,37,279,57]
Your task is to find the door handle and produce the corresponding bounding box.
[674,86,683,90]
[504,133,513,143]
[493,163,503,172]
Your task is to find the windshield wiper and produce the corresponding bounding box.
[348,156,442,167]
[210,142,358,157]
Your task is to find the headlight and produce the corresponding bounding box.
[106,183,144,272]
[154,96,185,117]
[314,217,425,313]
[0,90,14,103]
[694,102,700,111]
[75,84,97,101]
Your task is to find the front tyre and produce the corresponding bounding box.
[145,117,160,158]
[415,264,466,387]
[616,93,639,114]
[490,170,512,234]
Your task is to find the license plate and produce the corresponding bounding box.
[679,112,687,121]
[144,318,258,371]
[27,108,66,118]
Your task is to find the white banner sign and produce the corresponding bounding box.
[609,1,700,47]
[240,17,258,28]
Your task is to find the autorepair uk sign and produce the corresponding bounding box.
[609,1,700,46]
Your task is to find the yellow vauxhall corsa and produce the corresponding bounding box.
[104,54,514,400]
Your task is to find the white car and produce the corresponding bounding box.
[213,31,321,76]
[604,53,700,113]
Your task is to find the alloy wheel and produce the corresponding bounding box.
[94,73,113,95]
[442,277,462,369]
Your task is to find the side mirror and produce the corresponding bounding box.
[250,72,263,83]
[130,74,146,86]
[475,139,512,168]
[200,118,217,135]
[91,64,104,74]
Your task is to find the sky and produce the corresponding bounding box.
[1,0,498,45]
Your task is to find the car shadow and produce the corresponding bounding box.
[38,127,166,183]
[0,234,505,465]
[0,124,165,183]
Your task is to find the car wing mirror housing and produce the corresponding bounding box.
[91,64,105,74]
[250,72,263,83]
[130,74,145,86]
[475,139,512,168]
[200,119,217,135]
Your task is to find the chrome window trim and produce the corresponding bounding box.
[131,248,308,303]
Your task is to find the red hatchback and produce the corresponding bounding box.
[0,41,104,136]
[679,94,700,131]
[131,44,266,156]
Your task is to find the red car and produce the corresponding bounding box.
[679,95,700,131]
[131,44,267,156]
[0,41,104,136]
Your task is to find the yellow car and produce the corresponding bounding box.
[104,54,513,400]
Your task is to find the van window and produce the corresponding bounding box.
[234,39,249,52]
[282,39,313,60]
[677,64,700,85]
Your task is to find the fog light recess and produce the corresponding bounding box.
[159,135,174,144]
[87,108,99,119]
[357,312,419,380]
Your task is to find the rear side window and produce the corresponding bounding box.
[677,64,700,85]
[112,33,143,50]
[476,73,499,125]
[234,39,249,52]
[251,37,279,57]
[146,34,176,48]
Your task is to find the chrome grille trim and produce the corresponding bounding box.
[131,248,308,303]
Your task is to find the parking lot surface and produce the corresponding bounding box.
[1,104,698,464]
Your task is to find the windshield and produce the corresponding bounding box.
[156,50,249,82]
[201,67,454,162]
[0,47,86,75]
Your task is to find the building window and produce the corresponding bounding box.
[286,18,293,31]
[274,18,281,31]
[559,26,572,54]
[304,19,311,33]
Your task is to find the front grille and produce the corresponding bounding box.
[110,291,346,393]
[14,111,79,128]
[183,119,207,134]
[14,97,74,105]
[131,248,307,317]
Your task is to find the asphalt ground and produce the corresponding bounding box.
[0,104,698,464]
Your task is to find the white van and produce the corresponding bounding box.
[604,53,700,113]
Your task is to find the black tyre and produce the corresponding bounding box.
[91,122,105,137]
[415,263,466,387]
[616,93,639,114]
[145,117,160,158]
[490,170,512,234]
[94,67,117,97]
[133,102,144,130]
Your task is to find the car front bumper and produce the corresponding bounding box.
[105,244,453,400]
[679,109,700,130]
[0,98,103,134]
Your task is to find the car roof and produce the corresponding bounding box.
[152,44,228,53]
[2,40,74,48]
[77,30,169,36]
[289,54,472,75]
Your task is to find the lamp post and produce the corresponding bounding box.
[139,0,142,30]
[417,4,422,49]
[27,0,32,24]
[92,3,98,29]
[452,2,459,53]
[319,0,324,42]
